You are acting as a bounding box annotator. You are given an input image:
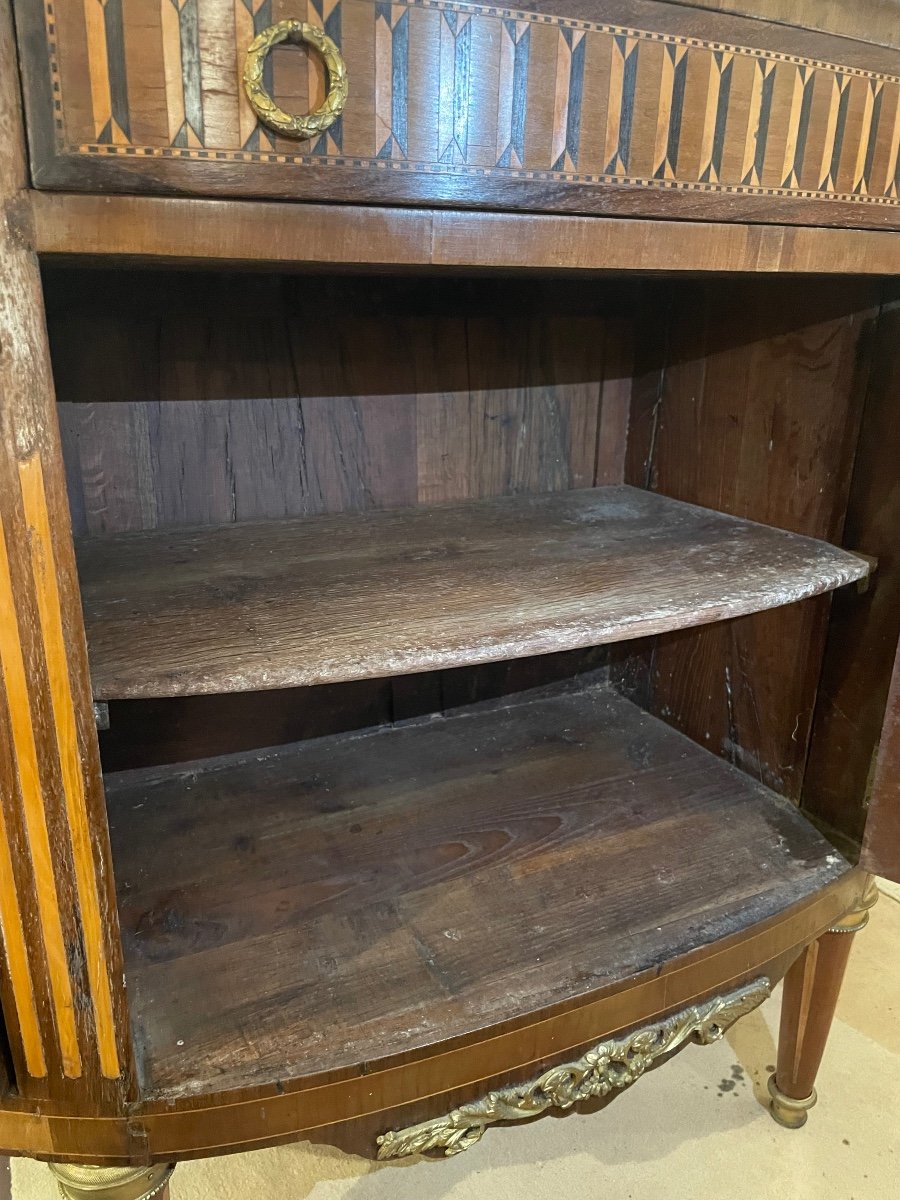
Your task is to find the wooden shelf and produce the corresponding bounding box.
[77,486,867,701]
[106,683,849,1100]
[31,193,900,276]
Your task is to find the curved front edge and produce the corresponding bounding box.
[0,867,869,1164]
[377,978,771,1160]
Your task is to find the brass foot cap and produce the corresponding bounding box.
[48,1163,174,1200]
[767,1074,817,1129]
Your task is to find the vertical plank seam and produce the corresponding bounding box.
[591,317,608,487]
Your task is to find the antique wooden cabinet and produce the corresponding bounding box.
[0,0,899,1196]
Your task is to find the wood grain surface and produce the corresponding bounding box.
[105,683,849,1098]
[861,642,900,877]
[47,271,615,536]
[75,486,866,700]
[0,0,134,1108]
[49,269,620,767]
[660,0,900,48]
[775,923,859,1102]
[14,0,900,228]
[626,277,878,803]
[30,193,900,275]
[803,291,900,852]
[0,866,865,1163]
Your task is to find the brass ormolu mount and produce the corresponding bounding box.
[48,1163,174,1200]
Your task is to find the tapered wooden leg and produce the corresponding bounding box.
[47,1163,174,1200]
[768,878,878,1128]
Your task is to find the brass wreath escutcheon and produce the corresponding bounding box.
[243,20,348,140]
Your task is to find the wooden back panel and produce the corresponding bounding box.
[48,265,899,868]
[14,0,900,227]
[48,272,626,534]
[48,269,630,767]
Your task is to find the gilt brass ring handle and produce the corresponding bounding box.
[243,20,348,140]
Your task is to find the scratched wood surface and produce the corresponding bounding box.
[802,292,900,856]
[75,486,865,701]
[105,683,848,1098]
[626,277,879,803]
[13,0,900,227]
[0,0,134,1109]
[48,271,616,535]
[48,269,626,764]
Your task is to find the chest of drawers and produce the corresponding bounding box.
[0,2,898,1197]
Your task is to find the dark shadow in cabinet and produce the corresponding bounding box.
[46,270,632,768]
[628,278,897,854]
[45,266,896,866]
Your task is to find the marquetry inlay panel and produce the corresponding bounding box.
[0,450,124,1089]
[26,0,900,212]
[0,0,134,1098]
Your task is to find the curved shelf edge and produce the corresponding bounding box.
[0,867,867,1165]
[77,487,868,700]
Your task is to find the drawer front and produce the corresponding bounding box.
[15,0,900,227]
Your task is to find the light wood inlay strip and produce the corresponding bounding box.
[652,43,675,177]
[779,65,805,187]
[852,82,877,195]
[603,35,625,172]
[883,97,900,196]
[698,52,721,180]
[739,60,765,183]
[82,0,112,142]
[161,0,186,145]
[818,74,843,188]
[0,801,45,1077]
[0,508,81,1078]
[19,455,120,1080]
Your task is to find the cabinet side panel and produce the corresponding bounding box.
[861,643,900,880]
[627,278,877,799]
[0,1,133,1106]
[803,292,900,850]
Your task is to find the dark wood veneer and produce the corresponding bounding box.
[30,194,900,275]
[106,683,849,1099]
[13,0,900,228]
[0,0,897,1179]
[75,487,866,700]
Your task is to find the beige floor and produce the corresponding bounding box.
[14,882,900,1200]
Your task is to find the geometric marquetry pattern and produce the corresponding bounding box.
[376,2,409,158]
[43,0,900,206]
[0,450,122,1083]
[163,0,204,147]
[82,0,130,143]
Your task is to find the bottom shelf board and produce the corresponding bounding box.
[106,684,846,1100]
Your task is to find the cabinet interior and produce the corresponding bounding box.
[43,264,899,1099]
